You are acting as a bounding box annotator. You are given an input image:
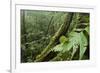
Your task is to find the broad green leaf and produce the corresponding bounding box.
[52,43,63,52]
[79,32,88,59]
[52,42,72,52]
[62,42,73,53]
[52,31,88,60]
[71,44,78,59]
[69,31,88,59]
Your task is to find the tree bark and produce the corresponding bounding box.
[46,16,54,35]
[34,13,74,62]
[21,10,28,48]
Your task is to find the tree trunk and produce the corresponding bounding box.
[34,13,74,62]
[21,10,28,48]
[46,16,54,35]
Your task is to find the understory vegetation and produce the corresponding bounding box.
[21,10,90,63]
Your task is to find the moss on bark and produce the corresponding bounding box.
[34,13,74,62]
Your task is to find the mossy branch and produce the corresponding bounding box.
[34,13,74,62]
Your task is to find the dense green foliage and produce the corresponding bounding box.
[21,10,89,63]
